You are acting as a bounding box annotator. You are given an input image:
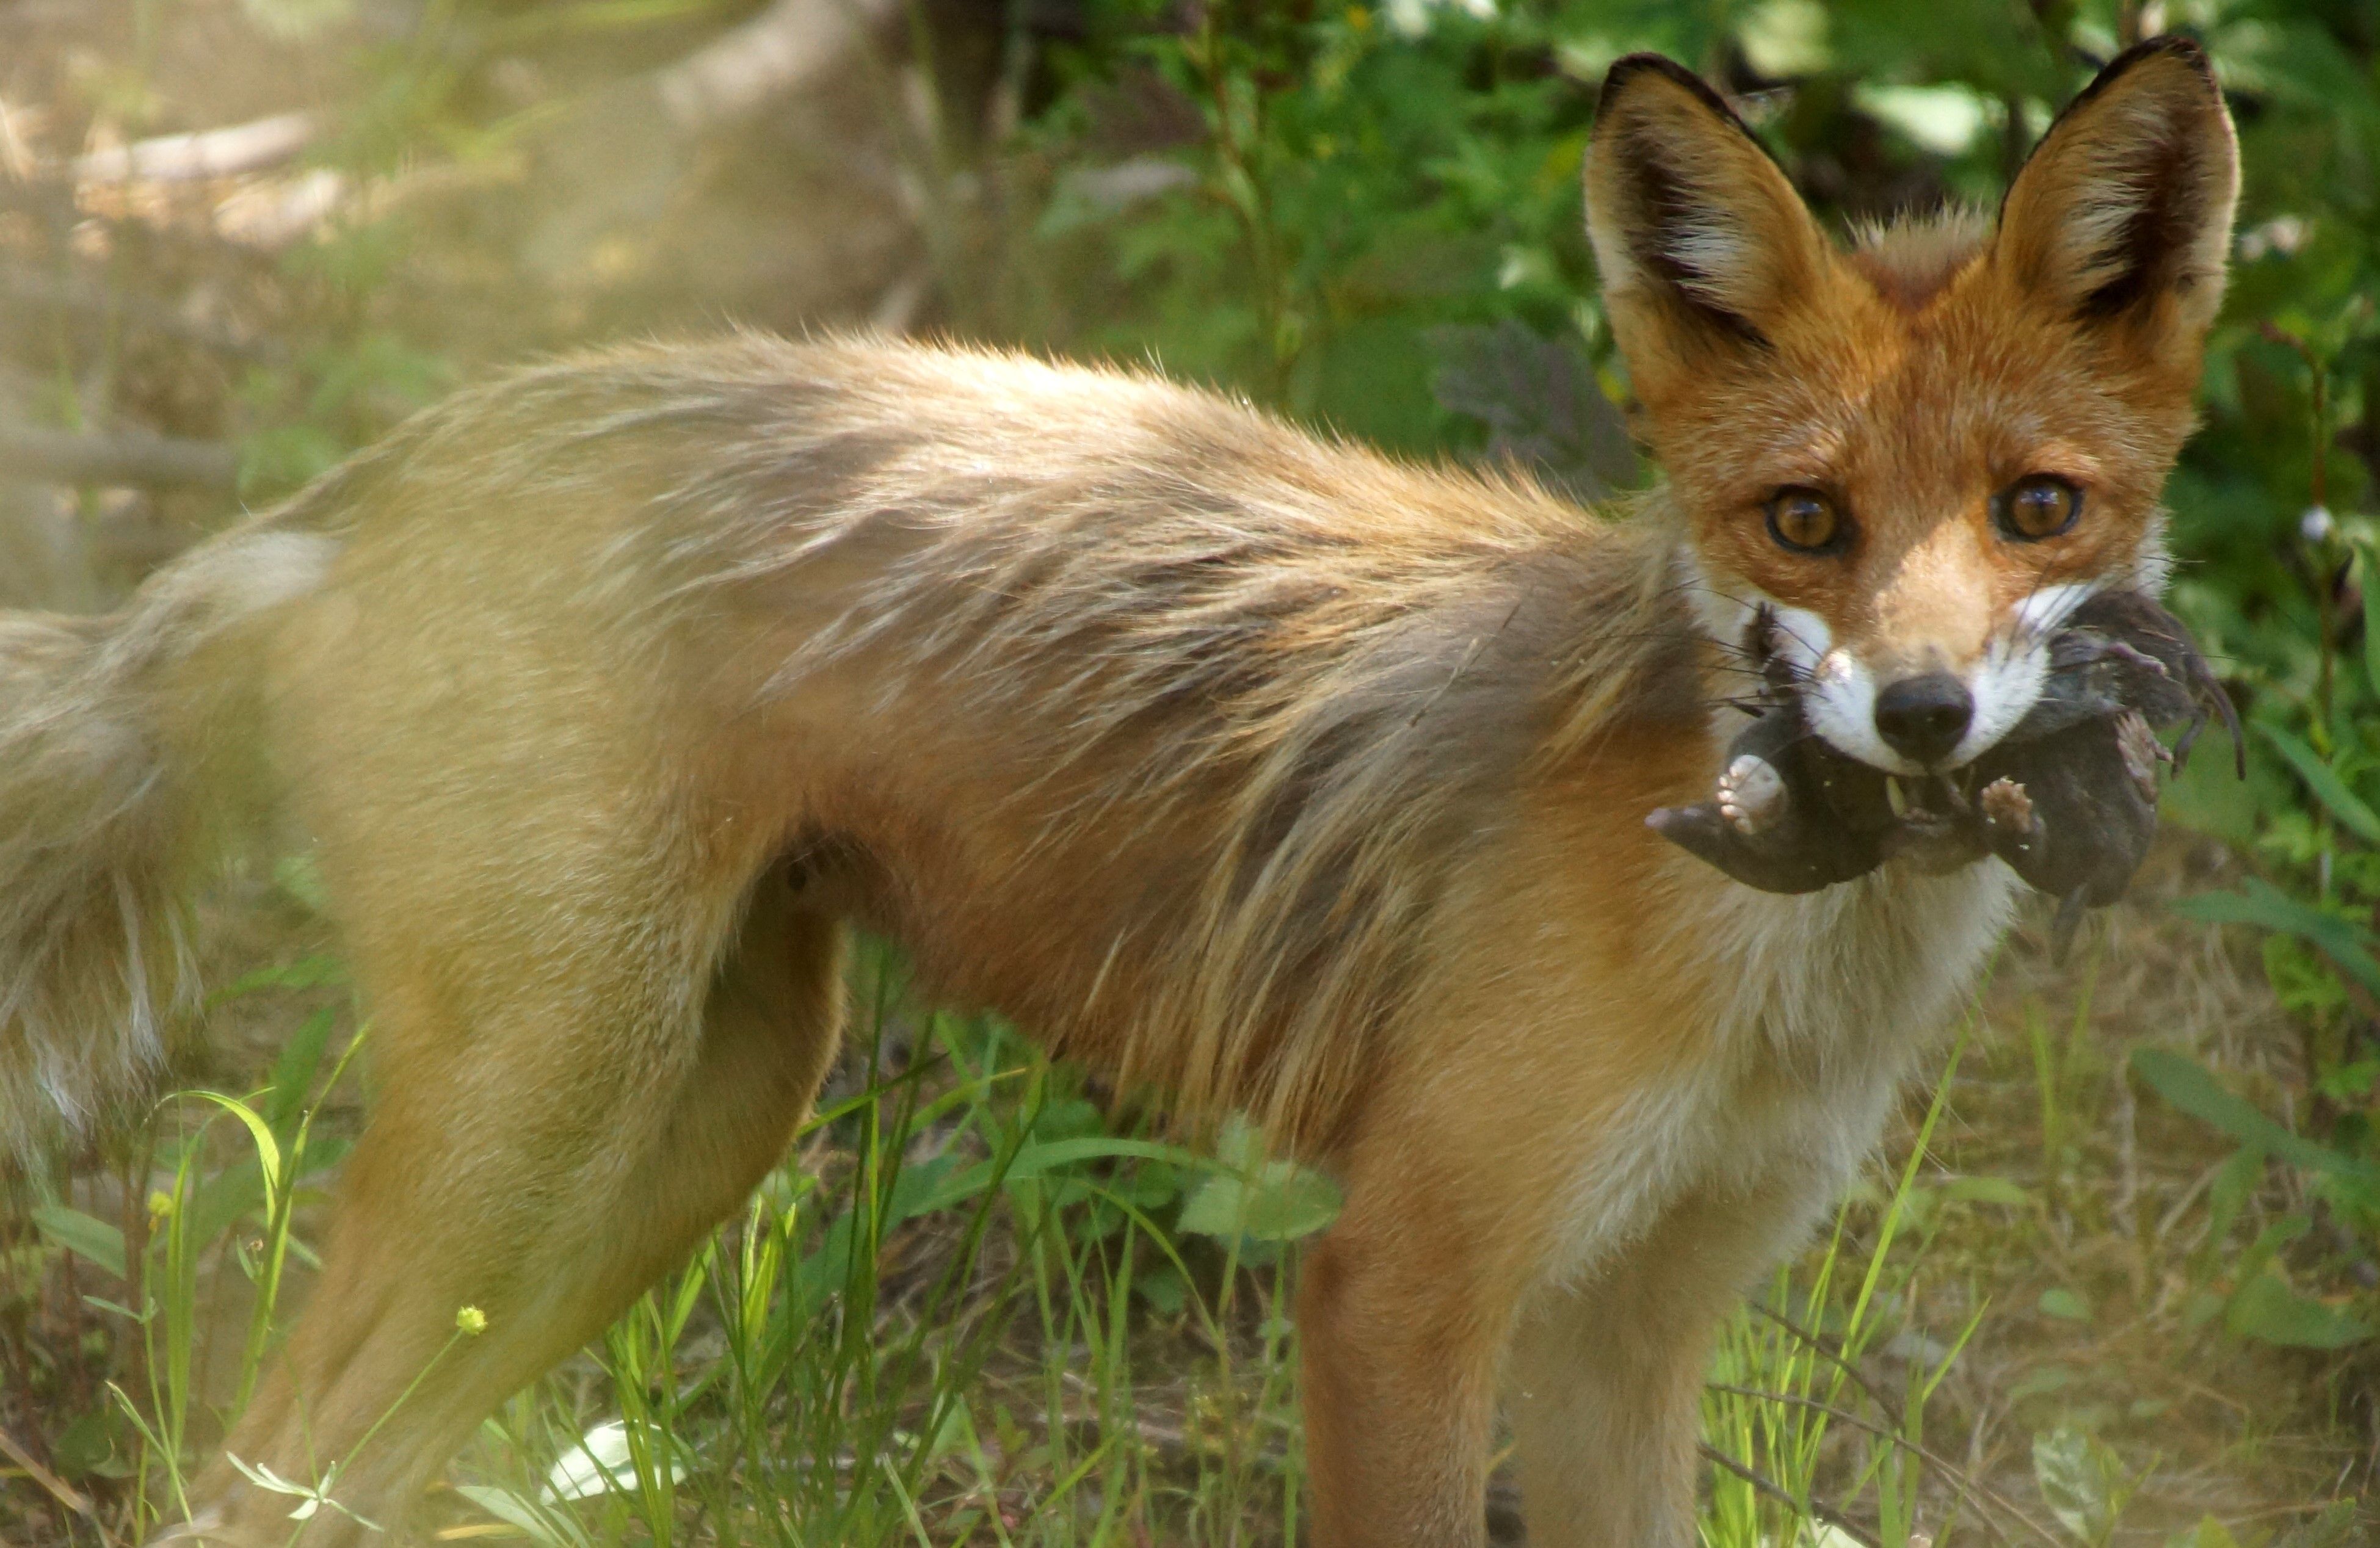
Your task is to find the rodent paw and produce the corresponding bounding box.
[1716,753,1788,836]
[1979,776,2036,837]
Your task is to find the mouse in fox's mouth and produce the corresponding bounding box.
[1648,588,2240,955]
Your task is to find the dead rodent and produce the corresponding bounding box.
[1649,590,2240,952]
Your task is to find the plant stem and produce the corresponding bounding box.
[1194,14,1291,402]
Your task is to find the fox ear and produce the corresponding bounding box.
[1997,37,2239,339]
[1584,55,1830,369]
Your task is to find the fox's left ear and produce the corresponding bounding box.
[1997,36,2240,342]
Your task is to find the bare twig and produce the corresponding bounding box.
[1747,1302,1908,1427]
[1697,1441,1882,1548]
[0,1423,93,1519]
[1707,1383,2066,1548]
[73,110,316,185]
[0,422,237,490]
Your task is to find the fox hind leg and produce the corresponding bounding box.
[195,861,843,1547]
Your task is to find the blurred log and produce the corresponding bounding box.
[0,422,236,490]
[0,272,285,361]
[655,0,901,134]
[73,110,316,185]
[0,478,82,607]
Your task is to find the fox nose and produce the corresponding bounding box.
[1874,673,1973,765]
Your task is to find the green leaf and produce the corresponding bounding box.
[1426,319,1636,498]
[919,1136,1203,1215]
[2275,1500,2359,1548]
[31,1203,126,1279]
[190,1091,283,1195]
[211,953,343,1006]
[1177,1159,1342,1242]
[2171,880,2380,1002]
[2038,1286,2093,1322]
[1133,1263,1189,1315]
[264,1007,338,1131]
[2258,724,2380,844]
[2223,1269,2373,1349]
[2205,1145,2266,1249]
[2034,1426,2128,1545]
[2360,539,2380,703]
[80,1296,148,1323]
[52,1405,129,1480]
[2168,1516,2240,1548]
[238,0,356,40]
[181,1163,269,1252]
[2131,1049,2380,1193]
[2008,1364,2078,1402]
[1943,1176,2033,1207]
[272,854,331,914]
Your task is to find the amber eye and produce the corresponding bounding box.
[1766,486,1846,554]
[1995,474,2082,541]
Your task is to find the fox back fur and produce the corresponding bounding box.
[0,37,2237,1548]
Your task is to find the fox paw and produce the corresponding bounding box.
[1716,753,1788,836]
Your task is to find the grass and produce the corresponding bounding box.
[2,852,2370,1548]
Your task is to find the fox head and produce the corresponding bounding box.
[1585,39,2238,775]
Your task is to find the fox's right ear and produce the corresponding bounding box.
[1584,55,1830,387]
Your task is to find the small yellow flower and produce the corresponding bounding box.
[455,1305,488,1336]
[148,1190,175,1219]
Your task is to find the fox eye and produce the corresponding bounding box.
[1995,474,2081,541]
[1765,487,1846,554]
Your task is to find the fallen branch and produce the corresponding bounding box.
[0,1422,93,1520]
[654,0,900,134]
[0,272,284,361]
[0,422,237,490]
[74,110,315,185]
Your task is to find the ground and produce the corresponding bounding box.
[1,829,2371,1546]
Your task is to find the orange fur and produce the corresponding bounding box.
[0,38,2237,1548]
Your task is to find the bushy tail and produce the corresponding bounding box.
[0,528,335,1177]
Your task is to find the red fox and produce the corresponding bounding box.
[0,37,2236,1548]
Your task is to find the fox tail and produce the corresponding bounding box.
[0,527,335,1177]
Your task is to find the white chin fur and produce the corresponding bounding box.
[1691,561,2114,776]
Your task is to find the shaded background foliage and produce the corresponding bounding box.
[2,0,2379,1544]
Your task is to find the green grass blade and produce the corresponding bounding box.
[2259,723,2380,845]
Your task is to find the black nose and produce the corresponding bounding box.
[1874,673,1973,765]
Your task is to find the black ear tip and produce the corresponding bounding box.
[2030,33,2225,156]
[1598,52,1742,125]
[1602,52,1696,92]
[2098,32,2218,88]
